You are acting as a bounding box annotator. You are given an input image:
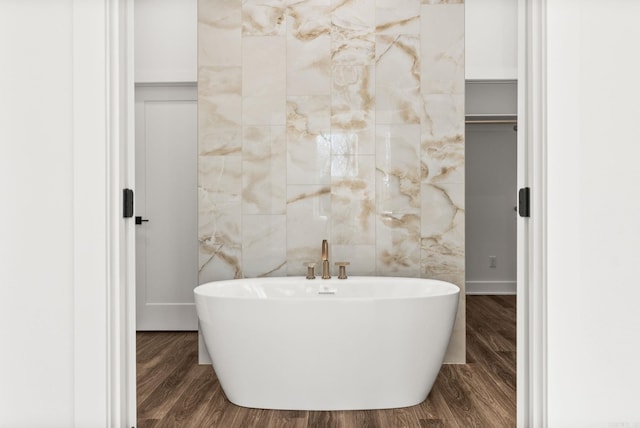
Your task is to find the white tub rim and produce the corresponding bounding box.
[194,276,460,302]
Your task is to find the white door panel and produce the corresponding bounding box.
[135,85,197,330]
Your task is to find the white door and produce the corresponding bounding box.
[135,84,198,330]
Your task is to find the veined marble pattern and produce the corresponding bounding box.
[198,0,241,67]
[198,66,242,156]
[420,3,464,94]
[287,96,331,184]
[376,124,422,212]
[331,65,375,155]
[286,185,331,275]
[376,0,420,35]
[421,0,464,5]
[242,214,287,277]
[376,212,421,276]
[198,199,242,282]
[332,244,377,275]
[242,0,287,36]
[331,65,374,129]
[376,34,421,124]
[331,0,375,65]
[331,154,375,245]
[198,0,465,363]
[243,37,286,126]
[242,126,286,214]
[286,2,331,95]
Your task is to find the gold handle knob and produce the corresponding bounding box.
[334,262,350,279]
[305,262,316,279]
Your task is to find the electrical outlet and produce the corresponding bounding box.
[489,256,497,268]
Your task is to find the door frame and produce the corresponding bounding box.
[108,1,549,426]
[517,0,548,426]
[104,0,137,425]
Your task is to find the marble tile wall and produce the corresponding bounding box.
[198,0,465,363]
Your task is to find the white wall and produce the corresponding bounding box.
[466,124,517,294]
[546,0,640,425]
[135,0,197,82]
[466,81,518,294]
[0,3,75,425]
[0,1,122,426]
[136,0,514,82]
[466,0,518,80]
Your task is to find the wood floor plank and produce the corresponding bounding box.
[136,419,160,428]
[138,345,199,420]
[433,365,484,428]
[264,410,309,428]
[156,368,216,427]
[454,364,515,427]
[136,295,516,427]
[137,333,193,403]
[419,420,445,427]
[188,379,232,427]
[414,386,461,428]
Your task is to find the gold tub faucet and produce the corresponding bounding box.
[321,239,331,279]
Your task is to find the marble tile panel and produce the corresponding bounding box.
[376,211,421,276]
[286,3,331,95]
[199,155,242,202]
[421,0,464,5]
[198,70,241,126]
[331,244,377,275]
[375,124,421,214]
[421,93,464,141]
[286,185,331,275]
[375,34,421,124]
[243,95,286,126]
[331,0,375,65]
[420,214,464,283]
[287,96,331,134]
[242,215,287,277]
[331,65,375,134]
[198,198,242,281]
[420,182,463,237]
[420,92,464,185]
[421,132,465,184]
[198,126,242,158]
[242,36,286,97]
[198,67,242,154]
[330,129,375,156]
[331,155,375,245]
[287,96,332,184]
[375,0,420,35]
[242,126,287,214]
[420,186,464,364]
[242,0,287,36]
[198,91,241,131]
[198,0,242,67]
[287,132,332,185]
[420,3,464,94]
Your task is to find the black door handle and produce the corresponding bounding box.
[135,216,150,225]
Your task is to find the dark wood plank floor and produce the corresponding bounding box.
[137,295,516,427]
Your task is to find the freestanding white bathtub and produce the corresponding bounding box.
[194,276,459,411]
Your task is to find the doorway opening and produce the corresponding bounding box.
[127,1,537,426]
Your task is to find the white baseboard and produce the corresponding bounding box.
[466,280,517,295]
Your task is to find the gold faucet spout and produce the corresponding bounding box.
[321,240,331,279]
[322,239,329,261]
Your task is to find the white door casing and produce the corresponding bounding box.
[517,0,547,426]
[135,84,198,331]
